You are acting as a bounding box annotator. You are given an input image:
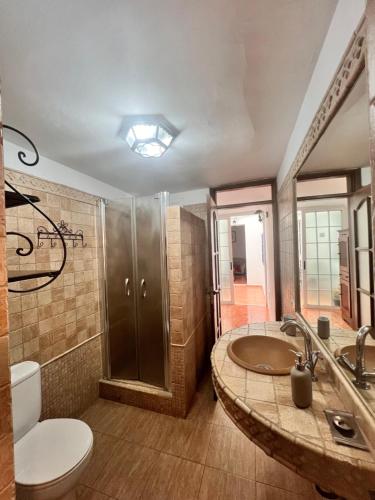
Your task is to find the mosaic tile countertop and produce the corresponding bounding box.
[211,322,375,500]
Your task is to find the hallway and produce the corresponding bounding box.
[221,285,269,332]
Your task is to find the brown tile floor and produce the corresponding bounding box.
[78,374,322,500]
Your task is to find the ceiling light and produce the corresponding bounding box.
[120,115,178,158]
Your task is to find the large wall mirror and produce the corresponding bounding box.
[293,68,375,415]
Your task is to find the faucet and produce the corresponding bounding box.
[280,319,321,381]
[337,325,375,390]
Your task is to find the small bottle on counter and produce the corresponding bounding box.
[290,351,312,409]
[317,316,330,339]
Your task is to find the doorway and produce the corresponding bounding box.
[217,208,274,332]
[208,181,279,339]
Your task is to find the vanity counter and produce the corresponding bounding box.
[211,322,375,500]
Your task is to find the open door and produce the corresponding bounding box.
[208,194,222,342]
[217,216,234,304]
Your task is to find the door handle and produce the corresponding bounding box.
[124,278,131,297]
[140,278,147,298]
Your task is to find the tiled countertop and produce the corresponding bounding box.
[211,322,375,500]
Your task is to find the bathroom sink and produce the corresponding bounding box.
[335,345,375,369]
[227,335,297,375]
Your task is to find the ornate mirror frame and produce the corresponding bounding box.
[278,8,375,437]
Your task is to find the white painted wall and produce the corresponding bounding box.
[169,188,209,206]
[4,140,130,199]
[277,0,366,186]
[233,215,265,289]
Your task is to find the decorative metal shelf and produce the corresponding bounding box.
[5,191,40,208]
[37,220,86,248]
[3,125,67,293]
[8,270,59,283]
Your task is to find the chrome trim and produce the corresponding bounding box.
[160,191,171,391]
[98,198,111,379]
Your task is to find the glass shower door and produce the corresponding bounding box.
[303,209,342,308]
[135,193,169,388]
[104,193,169,389]
[105,198,138,380]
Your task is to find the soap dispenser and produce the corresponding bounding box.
[290,351,312,409]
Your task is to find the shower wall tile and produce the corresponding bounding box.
[5,170,104,419]
[5,169,102,366]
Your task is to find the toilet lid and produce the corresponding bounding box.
[15,419,93,486]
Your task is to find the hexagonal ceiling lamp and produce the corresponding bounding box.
[120,115,178,158]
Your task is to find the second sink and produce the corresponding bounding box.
[227,335,297,375]
[335,344,375,369]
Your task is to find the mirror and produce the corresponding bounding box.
[294,70,375,414]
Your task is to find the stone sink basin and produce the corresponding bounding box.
[227,335,297,375]
[335,344,375,370]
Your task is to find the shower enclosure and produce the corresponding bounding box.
[102,192,169,389]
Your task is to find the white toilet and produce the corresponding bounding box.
[11,361,94,500]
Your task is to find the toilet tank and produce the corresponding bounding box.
[11,361,42,443]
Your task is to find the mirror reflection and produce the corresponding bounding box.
[295,71,375,412]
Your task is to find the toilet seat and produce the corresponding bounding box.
[15,418,93,488]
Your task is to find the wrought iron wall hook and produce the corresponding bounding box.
[37,220,86,248]
[5,180,67,293]
[3,125,40,166]
[6,232,34,256]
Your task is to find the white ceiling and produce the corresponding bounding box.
[0,0,337,195]
[301,70,369,174]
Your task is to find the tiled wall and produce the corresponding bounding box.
[169,207,208,411]
[277,181,296,315]
[5,169,103,418]
[100,206,210,417]
[179,202,212,351]
[0,123,15,495]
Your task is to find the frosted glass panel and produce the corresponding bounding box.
[307,290,318,304]
[358,251,371,291]
[305,212,316,227]
[330,227,340,242]
[303,208,343,307]
[331,259,339,275]
[318,260,330,275]
[219,246,229,261]
[359,293,372,324]
[306,228,316,243]
[329,211,342,226]
[316,212,329,227]
[319,290,331,306]
[319,276,331,289]
[331,275,339,290]
[218,219,233,304]
[306,244,317,258]
[307,275,318,289]
[306,259,318,274]
[317,228,329,243]
[357,201,369,247]
[318,243,330,258]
